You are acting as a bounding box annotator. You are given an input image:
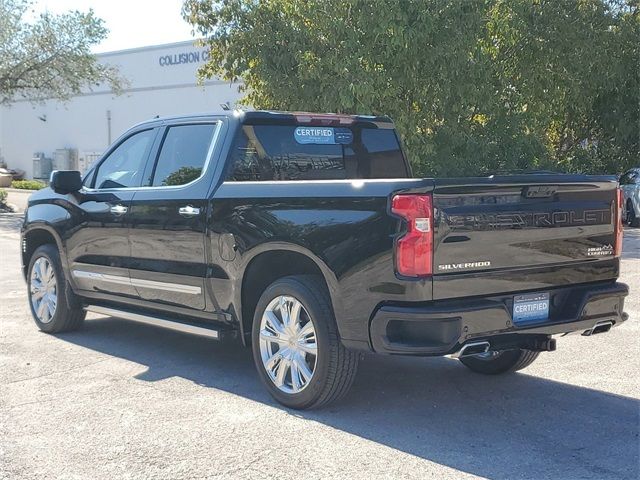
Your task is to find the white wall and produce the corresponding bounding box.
[0,41,243,178]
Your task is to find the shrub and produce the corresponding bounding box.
[185,0,638,176]
[0,189,6,205]
[11,179,46,190]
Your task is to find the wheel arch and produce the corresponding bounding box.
[21,224,65,280]
[237,244,341,346]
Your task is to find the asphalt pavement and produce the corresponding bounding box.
[1,213,638,480]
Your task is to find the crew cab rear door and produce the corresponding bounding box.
[126,120,223,311]
[431,175,619,300]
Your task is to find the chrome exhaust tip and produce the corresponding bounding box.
[453,341,491,358]
[582,320,614,336]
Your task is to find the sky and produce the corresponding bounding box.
[30,0,196,53]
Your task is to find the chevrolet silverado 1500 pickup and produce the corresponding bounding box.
[21,110,629,409]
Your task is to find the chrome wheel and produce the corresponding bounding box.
[259,295,317,394]
[30,257,57,324]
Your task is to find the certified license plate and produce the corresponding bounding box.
[513,292,550,325]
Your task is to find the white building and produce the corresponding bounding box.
[0,40,242,179]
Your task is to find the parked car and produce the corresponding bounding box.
[21,111,629,409]
[620,167,640,227]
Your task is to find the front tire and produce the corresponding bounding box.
[27,244,85,333]
[251,275,358,409]
[459,349,540,375]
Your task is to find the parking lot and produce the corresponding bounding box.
[1,213,638,480]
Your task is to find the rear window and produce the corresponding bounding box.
[226,124,408,181]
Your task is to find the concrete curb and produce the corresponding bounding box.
[1,188,39,193]
[3,189,34,213]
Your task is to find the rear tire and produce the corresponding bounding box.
[251,275,358,409]
[27,244,85,333]
[459,349,540,375]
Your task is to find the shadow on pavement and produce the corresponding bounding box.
[622,227,640,259]
[3,215,638,478]
[0,213,24,232]
[58,317,639,480]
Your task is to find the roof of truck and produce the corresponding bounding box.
[135,110,394,127]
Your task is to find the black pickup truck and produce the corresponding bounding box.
[21,110,628,409]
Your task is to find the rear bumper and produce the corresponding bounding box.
[370,281,629,356]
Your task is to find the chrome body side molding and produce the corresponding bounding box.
[72,270,201,295]
[72,270,131,286]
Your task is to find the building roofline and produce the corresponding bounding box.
[97,39,205,58]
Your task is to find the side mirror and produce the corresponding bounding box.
[50,170,82,194]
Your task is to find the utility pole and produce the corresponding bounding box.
[107,110,112,145]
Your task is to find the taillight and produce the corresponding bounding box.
[391,194,433,277]
[615,188,623,257]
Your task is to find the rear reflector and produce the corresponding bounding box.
[615,188,623,257]
[391,194,433,277]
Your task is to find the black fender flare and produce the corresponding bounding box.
[235,241,342,343]
[21,205,71,281]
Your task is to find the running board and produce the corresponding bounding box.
[84,305,230,340]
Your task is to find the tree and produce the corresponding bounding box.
[0,0,124,105]
[163,166,202,186]
[183,0,639,176]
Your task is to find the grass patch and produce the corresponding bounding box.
[11,179,46,190]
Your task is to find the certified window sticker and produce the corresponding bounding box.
[294,127,353,145]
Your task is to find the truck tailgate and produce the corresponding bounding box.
[431,175,619,300]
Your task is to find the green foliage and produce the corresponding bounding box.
[0,0,125,104]
[183,0,639,177]
[162,166,202,186]
[11,179,45,190]
[0,189,6,205]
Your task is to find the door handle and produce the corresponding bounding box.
[179,205,200,218]
[110,204,128,216]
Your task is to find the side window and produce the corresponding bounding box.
[360,128,408,178]
[621,172,640,185]
[93,129,155,189]
[151,124,217,187]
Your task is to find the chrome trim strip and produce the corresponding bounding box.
[221,178,423,185]
[131,277,202,295]
[72,270,131,286]
[84,305,219,339]
[72,270,202,295]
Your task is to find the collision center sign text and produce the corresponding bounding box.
[158,50,209,67]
